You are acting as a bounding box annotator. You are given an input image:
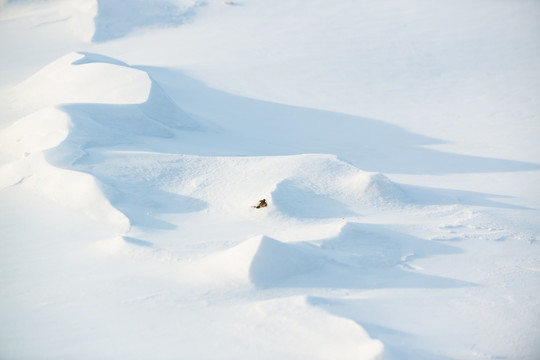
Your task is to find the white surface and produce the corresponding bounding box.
[1,1,539,359]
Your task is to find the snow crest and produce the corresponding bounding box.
[3,1,540,358]
[4,48,533,360]
[0,52,202,233]
[0,51,393,358]
[0,50,406,239]
[193,235,321,287]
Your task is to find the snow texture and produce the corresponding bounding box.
[1,0,540,359]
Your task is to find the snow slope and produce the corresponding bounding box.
[1,0,539,359]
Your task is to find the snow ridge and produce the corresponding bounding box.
[0,51,402,357]
[0,51,203,233]
[2,19,538,356]
[1,51,411,234]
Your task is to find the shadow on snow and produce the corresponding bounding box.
[247,223,468,290]
[44,53,538,230]
[138,65,540,176]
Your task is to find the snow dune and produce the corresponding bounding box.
[0,50,402,358]
[1,0,539,359]
[1,52,206,231]
[192,227,466,290]
[2,51,411,233]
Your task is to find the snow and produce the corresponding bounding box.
[1,0,540,359]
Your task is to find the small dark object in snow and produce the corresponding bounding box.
[253,199,267,209]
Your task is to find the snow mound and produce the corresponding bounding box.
[232,296,384,360]
[249,236,320,287]
[1,51,409,235]
[321,222,462,269]
[0,107,70,163]
[195,235,323,287]
[271,179,357,219]
[1,51,408,237]
[0,152,129,233]
[11,52,150,114]
[0,52,201,232]
[11,52,200,132]
[189,154,408,215]
[271,170,407,219]
[192,223,466,291]
[5,51,201,154]
[90,152,407,230]
[0,106,130,232]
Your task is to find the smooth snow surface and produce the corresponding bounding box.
[1,0,539,359]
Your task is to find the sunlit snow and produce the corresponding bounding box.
[1,1,539,359]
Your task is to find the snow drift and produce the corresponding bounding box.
[1,1,539,358]
[193,235,321,287]
[1,51,411,234]
[0,51,205,232]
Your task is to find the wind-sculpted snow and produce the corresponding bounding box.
[3,52,398,232]
[0,51,449,358]
[11,52,151,109]
[85,151,410,232]
[0,51,399,357]
[192,235,321,287]
[144,67,540,175]
[190,230,467,290]
[1,43,539,359]
[0,52,205,232]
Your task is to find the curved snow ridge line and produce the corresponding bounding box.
[191,235,323,287]
[0,108,70,164]
[89,151,409,227]
[0,153,130,234]
[243,295,385,360]
[207,154,409,216]
[6,50,203,156]
[186,230,368,288]
[269,170,407,219]
[1,51,201,233]
[12,52,201,132]
[0,107,129,233]
[319,221,463,267]
[12,52,150,108]
[30,154,130,233]
[0,107,71,189]
[88,151,410,230]
[184,221,466,290]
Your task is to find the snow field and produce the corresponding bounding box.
[0,49,398,359]
[1,50,409,237]
[1,0,539,359]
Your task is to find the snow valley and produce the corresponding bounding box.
[1,1,539,359]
